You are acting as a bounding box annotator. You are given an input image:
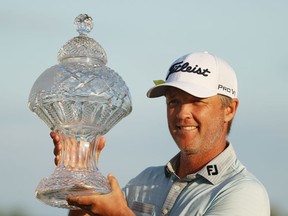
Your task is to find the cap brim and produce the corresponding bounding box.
[146,81,216,98]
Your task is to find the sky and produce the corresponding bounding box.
[0,0,287,215]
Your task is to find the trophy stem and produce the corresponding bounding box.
[58,128,99,171]
[35,130,111,209]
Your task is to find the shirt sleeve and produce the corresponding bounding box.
[204,179,270,216]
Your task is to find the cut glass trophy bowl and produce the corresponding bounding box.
[28,14,132,209]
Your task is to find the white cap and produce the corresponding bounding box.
[147,51,238,99]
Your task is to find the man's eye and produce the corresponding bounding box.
[167,99,176,106]
[194,99,202,103]
[192,99,207,105]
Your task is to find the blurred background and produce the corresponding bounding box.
[0,0,287,215]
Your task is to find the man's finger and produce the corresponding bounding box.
[67,196,93,206]
[107,174,121,192]
[50,131,60,144]
[98,136,106,151]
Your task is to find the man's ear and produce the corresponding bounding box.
[224,98,239,123]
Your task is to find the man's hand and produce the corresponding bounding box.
[50,131,62,166]
[50,131,106,166]
[67,174,135,216]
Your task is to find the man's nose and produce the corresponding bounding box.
[176,104,193,119]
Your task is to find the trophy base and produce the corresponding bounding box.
[35,168,111,209]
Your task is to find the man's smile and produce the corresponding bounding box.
[176,125,198,131]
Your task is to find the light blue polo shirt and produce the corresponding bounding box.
[123,144,270,216]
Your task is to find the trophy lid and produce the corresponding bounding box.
[57,14,107,65]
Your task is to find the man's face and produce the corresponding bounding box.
[165,87,227,155]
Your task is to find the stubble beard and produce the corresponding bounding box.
[179,115,225,155]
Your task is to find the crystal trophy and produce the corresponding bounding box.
[28,14,132,209]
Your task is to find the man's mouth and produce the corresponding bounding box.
[176,126,198,130]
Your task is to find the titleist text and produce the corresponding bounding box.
[166,61,211,80]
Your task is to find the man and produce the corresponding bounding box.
[52,51,270,215]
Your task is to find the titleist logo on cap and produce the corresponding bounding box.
[166,61,211,80]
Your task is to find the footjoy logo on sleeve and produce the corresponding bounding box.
[166,61,211,80]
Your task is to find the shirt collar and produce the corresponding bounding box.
[197,143,236,184]
[165,143,237,184]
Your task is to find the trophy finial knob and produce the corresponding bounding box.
[74,14,93,35]
[57,13,107,64]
